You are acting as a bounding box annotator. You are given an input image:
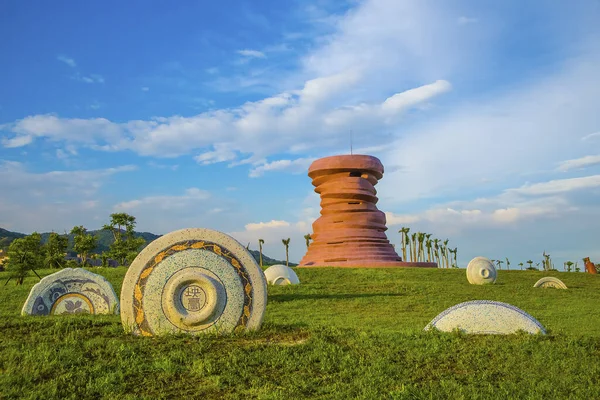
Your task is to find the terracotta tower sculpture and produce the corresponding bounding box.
[299,155,436,268]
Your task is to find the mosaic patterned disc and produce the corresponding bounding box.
[424,300,546,335]
[263,264,300,285]
[120,228,267,336]
[22,268,119,316]
[533,277,568,289]
[466,257,497,285]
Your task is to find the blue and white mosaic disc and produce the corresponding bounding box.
[22,268,119,316]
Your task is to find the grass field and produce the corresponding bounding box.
[1,267,599,399]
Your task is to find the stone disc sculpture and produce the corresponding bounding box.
[466,257,497,285]
[424,300,546,335]
[264,264,300,285]
[298,155,436,268]
[22,268,119,316]
[533,277,568,289]
[120,228,267,336]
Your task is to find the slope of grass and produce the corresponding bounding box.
[1,267,599,399]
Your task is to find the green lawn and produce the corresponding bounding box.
[1,267,599,399]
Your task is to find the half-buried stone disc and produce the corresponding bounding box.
[120,228,267,336]
[22,268,119,316]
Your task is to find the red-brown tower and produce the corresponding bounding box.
[299,155,436,268]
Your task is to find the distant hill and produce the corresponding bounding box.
[0,227,292,265]
[0,228,26,250]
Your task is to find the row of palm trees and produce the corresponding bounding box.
[494,253,582,272]
[398,228,457,268]
[256,238,292,268]
[257,230,459,269]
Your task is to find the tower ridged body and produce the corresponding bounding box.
[299,155,435,268]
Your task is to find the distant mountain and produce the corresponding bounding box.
[0,228,26,250]
[0,227,291,265]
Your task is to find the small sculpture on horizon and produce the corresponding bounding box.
[583,257,598,274]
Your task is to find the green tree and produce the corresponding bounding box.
[433,239,440,266]
[70,226,97,267]
[505,257,510,271]
[417,233,425,262]
[496,260,504,270]
[565,261,574,272]
[304,234,312,249]
[44,232,68,269]
[282,238,291,267]
[399,227,410,262]
[410,233,417,262]
[443,239,450,268]
[5,233,43,285]
[102,213,145,266]
[526,259,534,269]
[258,239,264,268]
[518,262,524,270]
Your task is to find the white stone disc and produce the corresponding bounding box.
[533,277,568,289]
[466,257,497,285]
[424,300,546,335]
[264,264,300,285]
[120,228,267,336]
[22,268,119,316]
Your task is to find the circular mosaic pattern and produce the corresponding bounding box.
[120,228,267,336]
[533,277,568,289]
[264,264,300,285]
[21,268,119,316]
[466,257,497,285]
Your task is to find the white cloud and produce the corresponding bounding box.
[557,155,600,171]
[2,77,449,164]
[74,73,104,84]
[457,16,478,25]
[141,87,150,92]
[237,49,266,58]
[0,161,136,232]
[245,220,290,231]
[508,175,600,195]
[57,55,76,67]
[582,131,600,141]
[114,188,210,211]
[249,157,316,178]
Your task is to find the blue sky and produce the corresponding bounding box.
[1,0,599,268]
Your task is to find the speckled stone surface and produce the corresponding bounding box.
[120,228,267,336]
[424,300,546,335]
[533,277,568,289]
[263,264,300,285]
[22,268,119,316]
[466,257,497,285]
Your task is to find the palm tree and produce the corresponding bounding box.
[433,239,440,266]
[425,238,433,262]
[258,239,264,268]
[565,261,574,272]
[417,233,426,262]
[443,239,449,268]
[451,247,458,268]
[399,227,410,261]
[410,233,417,262]
[505,257,510,271]
[439,245,446,268]
[496,260,504,270]
[526,260,533,269]
[282,238,291,267]
[518,262,524,270]
[304,234,312,249]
